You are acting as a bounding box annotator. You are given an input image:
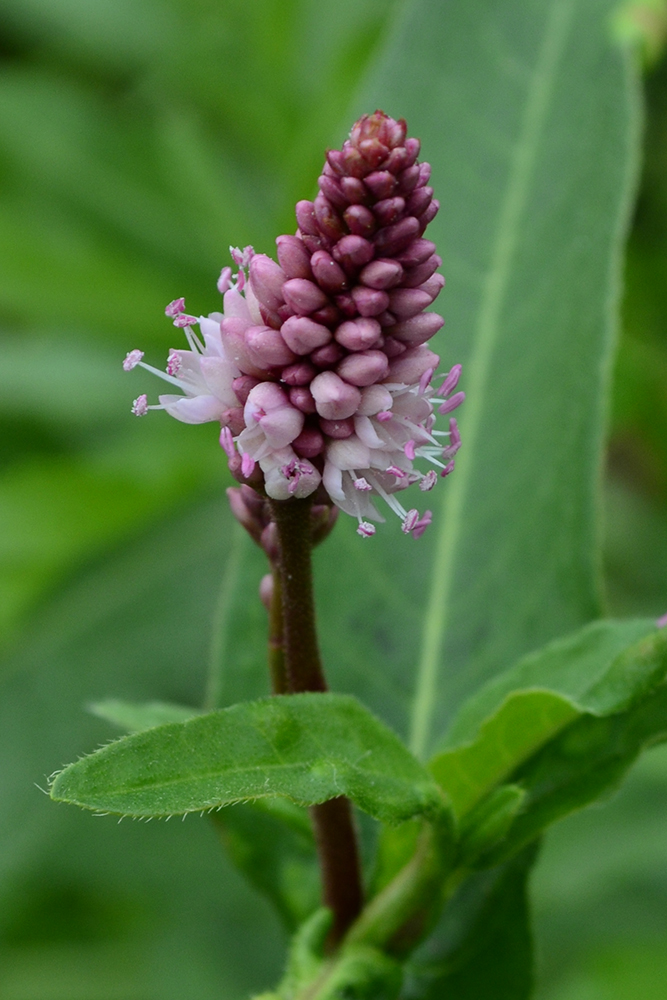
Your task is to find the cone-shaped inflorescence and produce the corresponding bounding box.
[124,112,463,537]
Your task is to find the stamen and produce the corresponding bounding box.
[438,390,465,415]
[418,367,434,395]
[123,349,144,371]
[412,510,433,539]
[436,364,462,397]
[131,394,148,416]
[387,465,407,479]
[419,470,437,491]
[217,266,232,295]
[357,521,375,538]
[441,459,455,477]
[219,426,236,459]
[404,440,416,460]
[402,509,420,534]
[241,453,256,477]
[165,298,186,318]
[166,351,182,376]
[173,314,200,328]
[354,477,372,491]
[377,411,393,422]
[136,360,185,390]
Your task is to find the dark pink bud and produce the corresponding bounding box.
[406,186,432,216]
[318,174,348,210]
[377,310,397,327]
[388,312,444,345]
[374,216,420,255]
[220,317,267,378]
[344,204,376,237]
[249,254,286,312]
[358,138,389,167]
[281,315,332,355]
[364,171,397,199]
[326,149,346,175]
[340,143,367,178]
[336,349,389,387]
[359,258,404,289]
[340,177,368,204]
[259,574,273,610]
[225,406,246,436]
[398,165,420,194]
[404,137,421,165]
[311,304,341,326]
[301,233,330,254]
[419,273,445,302]
[311,342,344,367]
[276,235,312,279]
[418,199,439,229]
[335,317,382,351]
[335,293,358,317]
[351,285,390,318]
[282,278,329,316]
[310,251,348,293]
[260,523,280,563]
[418,162,432,186]
[281,361,318,385]
[232,375,260,405]
[395,239,436,267]
[310,371,361,419]
[383,336,408,357]
[293,426,324,457]
[402,253,441,287]
[332,235,375,271]
[383,147,409,174]
[320,417,355,439]
[314,192,347,241]
[246,326,296,367]
[388,287,433,320]
[295,200,318,236]
[386,346,440,384]
[226,486,264,544]
[289,386,318,414]
[374,197,405,227]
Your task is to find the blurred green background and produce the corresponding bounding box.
[1,0,667,997]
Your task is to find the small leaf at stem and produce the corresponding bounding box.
[51,693,448,824]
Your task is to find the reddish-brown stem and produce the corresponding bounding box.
[269,496,363,946]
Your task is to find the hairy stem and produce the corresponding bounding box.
[268,568,288,695]
[270,497,363,945]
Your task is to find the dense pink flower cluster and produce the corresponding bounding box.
[124,112,463,537]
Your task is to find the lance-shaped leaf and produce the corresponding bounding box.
[51,693,447,823]
[430,619,664,817]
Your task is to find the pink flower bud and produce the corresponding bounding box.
[259,574,273,610]
[280,315,332,355]
[318,174,348,210]
[295,200,318,236]
[332,235,374,271]
[310,371,362,420]
[310,251,348,293]
[374,197,405,227]
[364,171,397,199]
[314,193,347,241]
[336,349,389,387]
[359,259,404,289]
[293,427,324,457]
[310,342,344,367]
[387,312,444,345]
[388,287,434,320]
[281,361,318,386]
[386,346,440,384]
[401,254,441,287]
[288,386,317,414]
[334,317,382,352]
[351,286,390,318]
[282,278,329,316]
[357,384,392,415]
[374,216,420,255]
[276,235,312,279]
[344,204,376,237]
[232,375,260,405]
[340,177,368,204]
[320,417,355,439]
[398,165,420,194]
[245,326,296,367]
[249,255,286,313]
[395,239,436,267]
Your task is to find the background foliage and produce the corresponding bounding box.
[1,0,667,997]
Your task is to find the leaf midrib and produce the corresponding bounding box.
[409,0,577,759]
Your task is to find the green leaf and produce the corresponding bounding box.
[323,0,644,757]
[51,693,446,823]
[431,619,660,817]
[402,844,538,1000]
[89,698,199,731]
